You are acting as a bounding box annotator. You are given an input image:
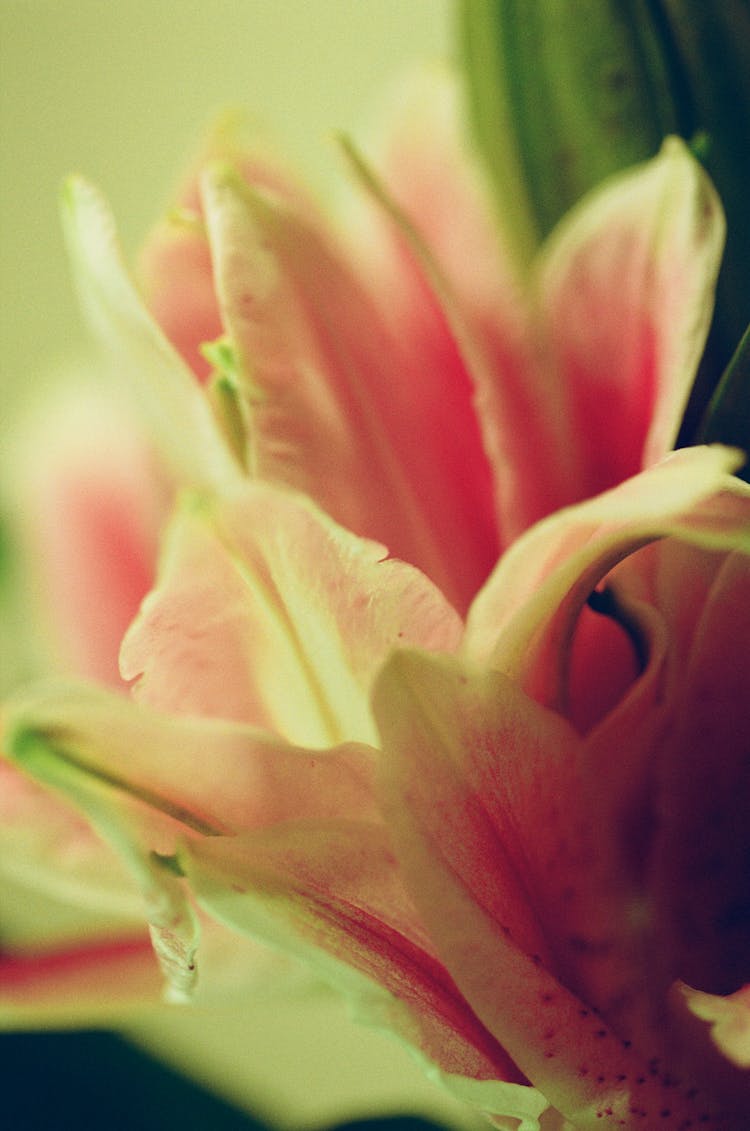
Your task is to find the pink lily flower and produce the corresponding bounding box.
[3,70,748,1127]
[133,69,723,613]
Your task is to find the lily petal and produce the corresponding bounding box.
[464,446,750,709]
[138,118,316,383]
[5,680,378,838]
[4,706,202,1002]
[7,384,164,686]
[60,176,239,488]
[0,935,162,1027]
[5,677,521,1088]
[199,162,495,612]
[535,137,725,495]
[647,551,750,1006]
[121,482,462,747]
[137,207,220,384]
[0,756,141,917]
[183,819,519,1088]
[374,649,727,1127]
[0,913,296,1029]
[680,983,750,1069]
[338,64,542,551]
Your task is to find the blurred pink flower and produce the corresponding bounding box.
[3,70,749,1128]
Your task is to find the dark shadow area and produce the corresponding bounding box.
[0,1030,269,1131]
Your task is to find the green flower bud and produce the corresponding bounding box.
[461,0,750,422]
[460,1,684,264]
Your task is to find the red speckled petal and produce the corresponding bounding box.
[374,649,733,1127]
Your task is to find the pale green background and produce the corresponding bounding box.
[0,0,451,407]
[0,4,491,1129]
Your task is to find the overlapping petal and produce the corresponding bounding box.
[6,681,378,838]
[533,137,725,492]
[373,651,727,1128]
[61,176,239,489]
[137,121,316,383]
[336,65,538,551]
[120,481,462,746]
[335,72,725,545]
[183,820,521,1087]
[3,682,517,1088]
[199,161,497,613]
[0,755,141,917]
[464,445,750,704]
[121,70,727,603]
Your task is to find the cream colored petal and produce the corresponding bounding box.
[121,482,462,747]
[61,176,239,488]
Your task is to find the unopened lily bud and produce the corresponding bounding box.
[460,0,680,265]
[461,0,750,432]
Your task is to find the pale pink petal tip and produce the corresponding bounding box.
[680,982,750,1069]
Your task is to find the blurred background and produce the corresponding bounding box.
[1,0,449,412]
[0,3,490,1129]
